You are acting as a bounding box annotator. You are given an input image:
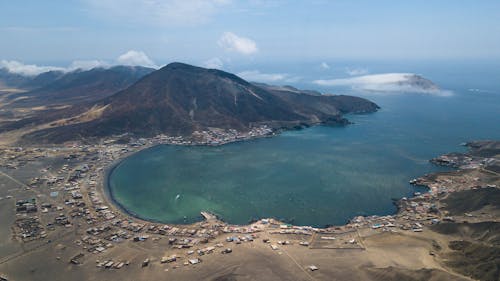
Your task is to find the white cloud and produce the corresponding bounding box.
[0,59,112,76]
[345,67,368,76]
[0,60,65,76]
[203,57,224,69]
[218,32,258,55]
[314,73,452,96]
[117,50,158,68]
[68,60,109,71]
[237,70,299,83]
[84,0,231,26]
[1,50,158,76]
[0,59,110,76]
[320,62,330,69]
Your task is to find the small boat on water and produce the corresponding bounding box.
[175,194,180,200]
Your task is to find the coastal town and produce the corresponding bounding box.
[2,1,500,280]
[0,127,498,280]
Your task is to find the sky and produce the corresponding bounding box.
[1,0,500,76]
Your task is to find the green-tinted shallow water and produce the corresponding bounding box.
[108,62,500,227]
[109,129,433,227]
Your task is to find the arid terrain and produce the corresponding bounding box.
[0,122,498,281]
[2,1,500,280]
[0,64,499,281]
[0,64,500,280]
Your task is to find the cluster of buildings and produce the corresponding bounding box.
[15,198,37,213]
[14,216,45,241]
[0,147,47,170]
[342,162,497,236]
[431,152,498,170]
[13,198,45,241]
[3,131,498,274]
[121,126,274,148]
[190,126,274,145]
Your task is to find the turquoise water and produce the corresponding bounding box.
[109,62,500,227]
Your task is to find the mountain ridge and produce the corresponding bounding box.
[3,62,379,143]
[4,66,155,107]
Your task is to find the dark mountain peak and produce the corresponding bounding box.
[162,62,199,70]
[155,62,249,86]
[155,62,208,77]
[155,62,211,77]
[12,62,379,143]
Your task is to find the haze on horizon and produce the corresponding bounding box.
[1,0,500,73]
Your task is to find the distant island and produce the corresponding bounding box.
[315,73,452,96]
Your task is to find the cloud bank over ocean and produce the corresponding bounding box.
[314,73,452,96]
[237,70,300,83]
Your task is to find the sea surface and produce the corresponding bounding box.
[108,60,500,227]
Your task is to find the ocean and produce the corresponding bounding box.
[108,60,500,227]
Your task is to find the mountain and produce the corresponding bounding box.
[399,74,441,92]
[21,70,65,89]
[0,68,65,90]
[8,66,155,107]
[0,68,33,89]
[12,62,378,143]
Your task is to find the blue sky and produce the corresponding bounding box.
[1,0,500,70]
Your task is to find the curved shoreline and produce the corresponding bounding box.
[101,145,179,225]
[100,140,430,229]
[101,137,280,226]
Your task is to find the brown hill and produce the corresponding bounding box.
[14,62,378,143]
[9,66,154,107]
